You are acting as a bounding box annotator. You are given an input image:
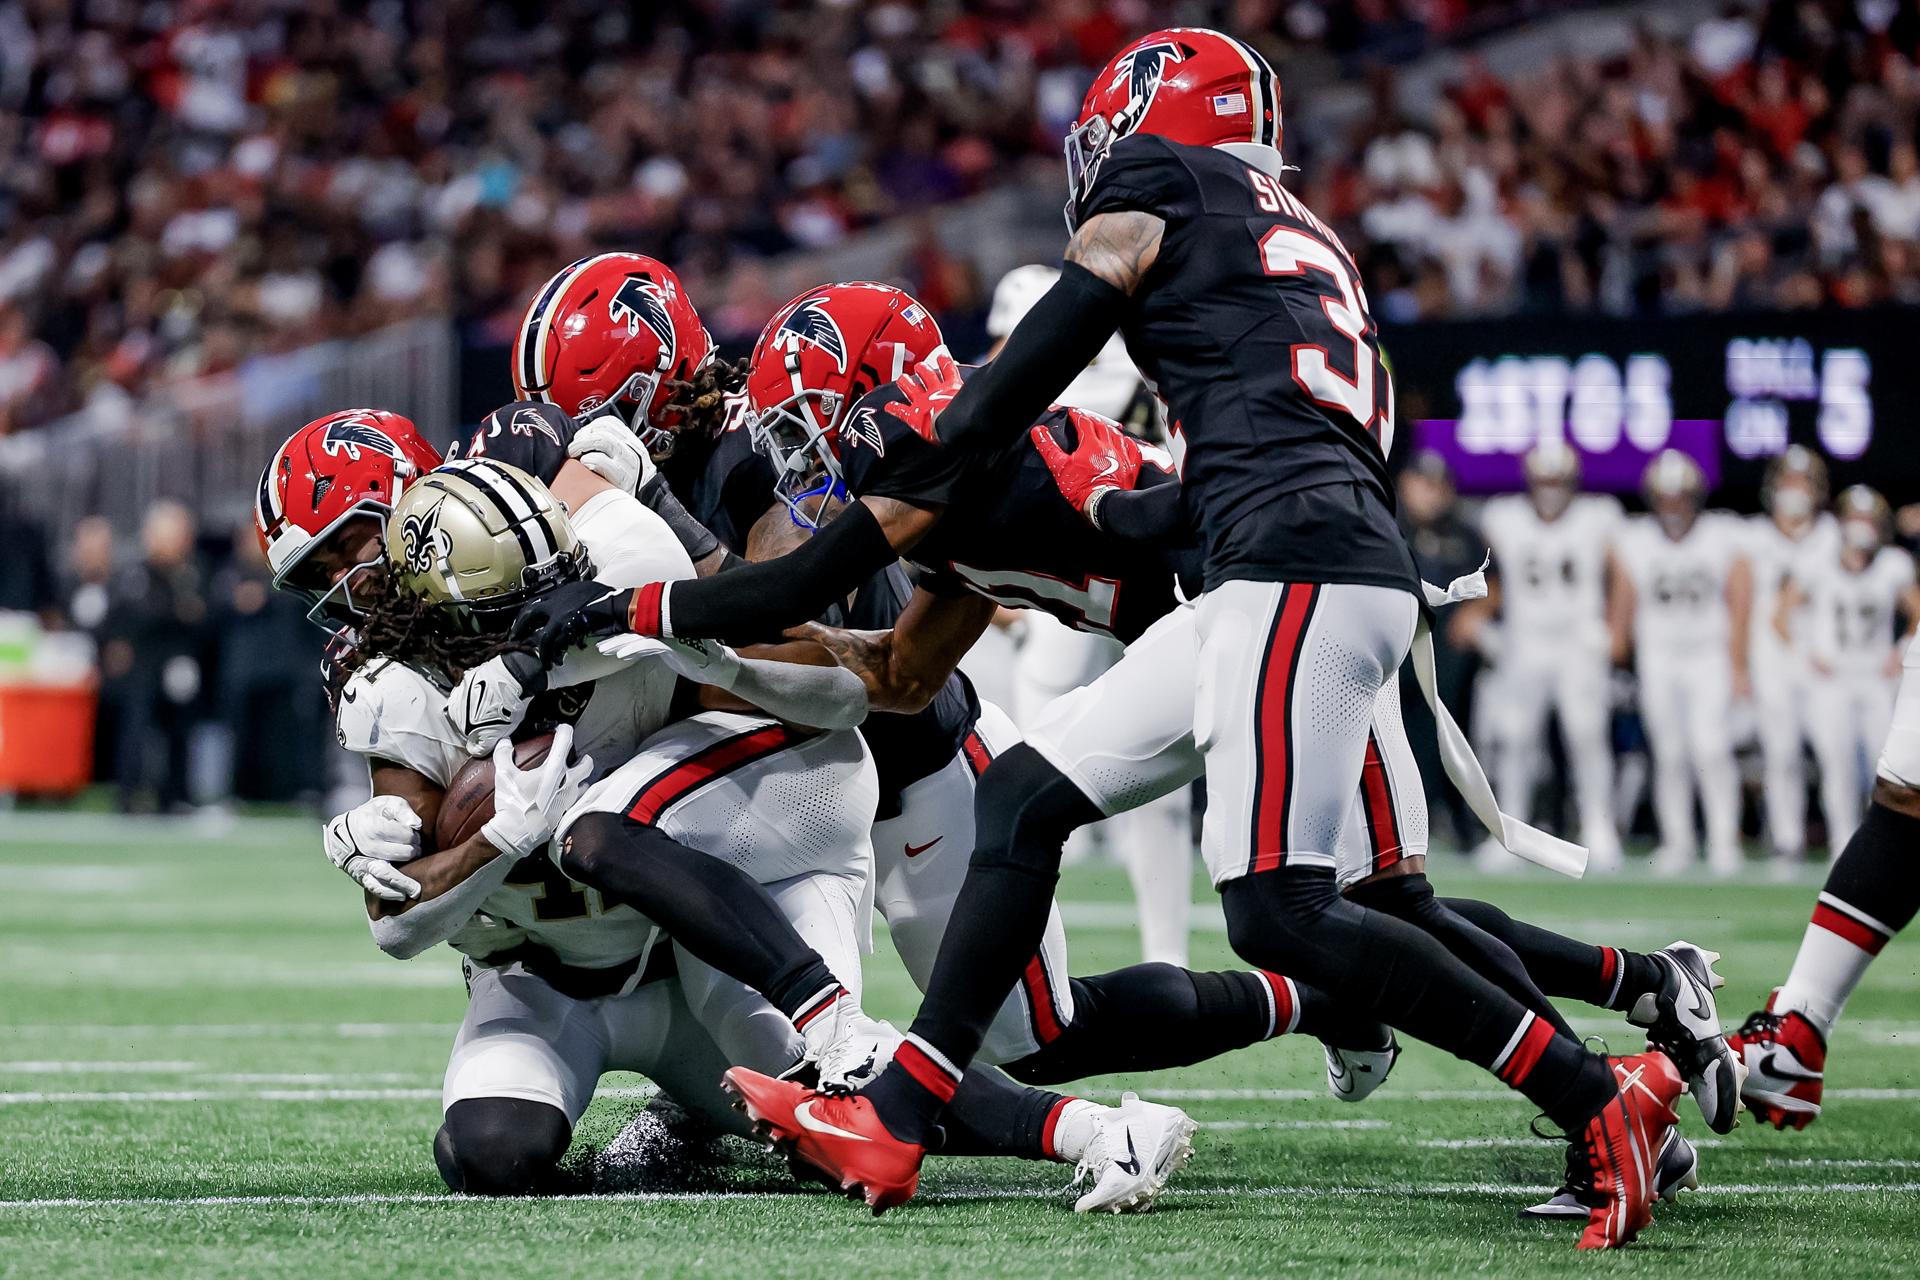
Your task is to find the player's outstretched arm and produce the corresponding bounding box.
[798,588,998,713]
[919,210,1162,453]
[512,495,940,654]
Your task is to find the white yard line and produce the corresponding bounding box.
[1418,1137,1728,1150]
[0,1183,1915,1211]
[4,1023,450,1039]
[0,1062,200,1074]
[1196,1119,1391,1131]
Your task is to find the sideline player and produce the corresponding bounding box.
[1744,448,1838,862]
[1732,490,1920,1128]
[1787,487,1920,851]
[1610,452,1752,875]
[527,32,1704,1247]
[1477,443,1623,869]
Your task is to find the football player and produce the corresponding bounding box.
[1787,486,1920,851]
[1610,452,1752,874]
[635,32,1695,1244]
[1745,447,1839,862]
[1477,443,1624,869]
[989,262,1195,967]
[509,58,1723,1238]
[278,421,1197,1208]
[1731,486,1920,1130]
[490,257,1389,1118]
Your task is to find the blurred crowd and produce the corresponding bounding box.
[13,0,1910,437]
[1305,0,1920,318]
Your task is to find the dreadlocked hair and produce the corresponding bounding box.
[662,355,749,444]
[343,571,530,683]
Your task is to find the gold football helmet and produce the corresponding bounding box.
[384,459,591,631]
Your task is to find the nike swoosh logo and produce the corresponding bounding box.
[1328,1058,1356,1095]
[1093,455,1121,481]
[1114,1130,1142,1176]
[904,837,943,858]
[794,1099,872,1143]
[1758,1050,1822,1083]
[339,686,357,703]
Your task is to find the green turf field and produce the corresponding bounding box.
[1,814,1916,1277]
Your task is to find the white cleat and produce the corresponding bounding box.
[814,1015,902,1095]
[1324,1032,1400,1103]
[1629,941,1746,1134]
[1069,1092,1197,1215]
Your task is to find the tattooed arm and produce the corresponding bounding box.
[930,211,1165,452]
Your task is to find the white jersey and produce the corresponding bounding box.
[335,658,660,971]
[1482,493,1621,646]
[1615,512,1746,658]
[1744,513,1839,658]
[1805,545,1915,677]
[331,485,700,971]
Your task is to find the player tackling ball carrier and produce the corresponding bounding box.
[513,29,1720,1248]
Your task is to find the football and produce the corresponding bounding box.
[433,732,555,850]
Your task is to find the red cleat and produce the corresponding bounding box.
[1571,1050,1685,1250]
[722,1067,926,1214]
[1728,993,1826,1131]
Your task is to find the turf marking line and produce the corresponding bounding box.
[3,1184,1919,1212]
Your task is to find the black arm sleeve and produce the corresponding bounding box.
[1096,482,1192,544]
[937,263,1127,452]
[558,814,847,1019]
[665,499,900,643]
[637,474,721,564]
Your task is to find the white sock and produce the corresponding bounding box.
[1048,1098,1104,1164]
[1776,898,1889,1037]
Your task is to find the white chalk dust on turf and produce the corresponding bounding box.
[3,1184,1918,1211]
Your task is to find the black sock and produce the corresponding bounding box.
[1345,874,1575,1040]
[932,1066,1070,1161]
[1442,896,1661,1014]
[1821,800,1920,941]
[1004,965,1295,1085]
[1222,867,1612,1130]
[878,746,1100,1142]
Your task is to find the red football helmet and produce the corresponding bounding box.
[743,282,946,526]
[255,408,442,625]
[1066,28,1282,228]
[512,252,713,458]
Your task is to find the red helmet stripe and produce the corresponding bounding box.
[516,254,618,397]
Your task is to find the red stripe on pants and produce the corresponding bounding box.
[893,1041,960,1103]
[1251,584,1318,875]
[627,725,792,824]
[1359,732,1401,874]
[1498,1015,1556,1086]
[1023,955,1064,1044]
[1813,902,1889,955]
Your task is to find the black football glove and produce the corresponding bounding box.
[510,580,635,668]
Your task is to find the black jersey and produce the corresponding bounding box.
[837,376,1192,644]
[670,415,978,819]
[1079,133,1418,594]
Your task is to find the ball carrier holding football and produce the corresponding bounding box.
[515,30,1734,1248]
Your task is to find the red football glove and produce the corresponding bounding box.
[1028,407,1145,525]
[883,352,963,444]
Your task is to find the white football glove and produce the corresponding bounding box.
[447,651,546,757]
[324,795,423,902]
[639,634,743,691]
[480,722,594,859]
[568,412,656,496]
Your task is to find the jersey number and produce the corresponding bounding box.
[946,562,1120,634]
[1257,225,1394,453]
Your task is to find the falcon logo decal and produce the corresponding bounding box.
[1110,40,1185,119]
[504,405,563,446]
[398,503,451,577]
[608,277,677,366]
[320,418,402,462]
[772,298,848,373]
[843,405,886,456]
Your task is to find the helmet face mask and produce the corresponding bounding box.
[749,385,847,528]
[256,409,443,630]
